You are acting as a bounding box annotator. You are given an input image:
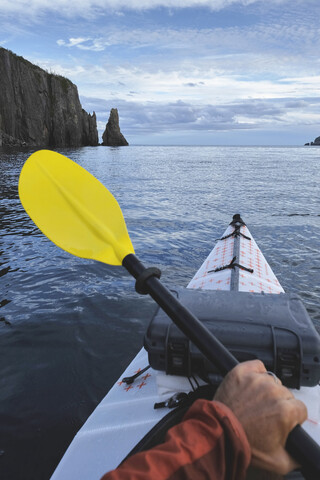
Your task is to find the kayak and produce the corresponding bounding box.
[50,215,320,480]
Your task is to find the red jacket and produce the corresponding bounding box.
[101,399,251,480]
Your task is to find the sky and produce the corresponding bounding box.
[1,0,320,145]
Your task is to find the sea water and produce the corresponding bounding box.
[0,145,319,479]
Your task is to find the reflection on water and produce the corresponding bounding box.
[0,145,319,479]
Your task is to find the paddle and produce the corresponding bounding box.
[19,150,320,479]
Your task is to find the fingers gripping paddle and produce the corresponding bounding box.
[19,150,320,479]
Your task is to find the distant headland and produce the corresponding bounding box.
[0,47,128,148]
[305,136,320,146]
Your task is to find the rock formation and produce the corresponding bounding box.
[304,136,320,146]
[102,108,128,146]
[0,47,98,147]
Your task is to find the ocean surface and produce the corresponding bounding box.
[0,145,319,480]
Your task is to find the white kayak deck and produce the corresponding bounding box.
[187,224,284,294]
[51,221,320,480]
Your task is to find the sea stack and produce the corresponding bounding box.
[102,108,129,146]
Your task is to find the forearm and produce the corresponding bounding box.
[101,399,251,480]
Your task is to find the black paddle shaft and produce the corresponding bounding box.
[123,253,238,375]
[122,253,320,479]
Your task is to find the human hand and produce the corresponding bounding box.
[214,359,307,475]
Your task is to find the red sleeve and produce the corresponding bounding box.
[101,399,251,480]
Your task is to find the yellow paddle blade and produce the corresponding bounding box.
[18,150,135,265]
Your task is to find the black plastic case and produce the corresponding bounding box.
[144,288,320,388]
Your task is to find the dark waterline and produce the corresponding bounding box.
[0,145,319,479]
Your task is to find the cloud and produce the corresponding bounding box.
[50,18,320,109]
[80,95,320,139]
[57,38,88,47]
[57,37,107,51]
[0,0,290,19]
[54,17,320,72]
[34,45,320,111]
[284,100,308,109]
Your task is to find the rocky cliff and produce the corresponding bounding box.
[102,108,129,146]
[0,47,98,147]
